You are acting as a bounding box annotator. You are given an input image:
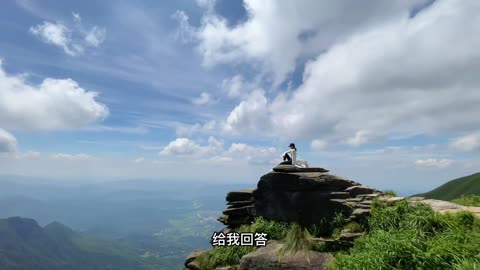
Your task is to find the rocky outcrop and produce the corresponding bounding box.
[219,165,383,228]
[238,240,333,270]
[185,249,209,270]
[188,165,383,270]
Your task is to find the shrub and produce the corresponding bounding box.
[453,194,480,207]
[328,201,480,270]
[383,190,397,196]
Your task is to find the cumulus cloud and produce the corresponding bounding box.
[223,89,271,135]
[0,128,17,153]
[415,158,453,169]
[228,143,279,165]
[0,60,108,131]
[160,136,223,156]
[30,13,106,56]
[177,0,433,85]
[450,134,480,151]
[213,0,480,145]
[160,136,278,164]
[192,92,212,105]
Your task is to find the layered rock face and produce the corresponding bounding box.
[219,165,382,229]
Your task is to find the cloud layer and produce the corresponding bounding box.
[185,0,480,146]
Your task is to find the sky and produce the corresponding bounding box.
[0,0,479,195]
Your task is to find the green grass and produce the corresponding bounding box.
[278,224,312,257]
[238,216,291,240]
[328,200,480,270]
[307,212,348,238]
[416,172,480,200]
[196,245,254,270]
[453,194,480,207]
[383,190,397,196]
[196,217,291,269]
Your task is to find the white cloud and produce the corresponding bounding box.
[216,0,480,144]
[0,60,108,131]
[222,75,246,98]
[192,92,212,105]
[160,136,223,156]
[85,26,106,47]
[415,158,453,169]
[0,128,16,153]
[30,21,80,56]
[30,13,106,56]
[160,136,278,164]
[52,153,94,161]
[133,157,145,163]
[176,120,217,136]
[72,12,82,22]
[223,89,271,135]
[311,139,327,150]
[178,0,432,85]
[172,10,195,43]
[16,151,41,159]
[228,143,279,165]
[450,134,480,151]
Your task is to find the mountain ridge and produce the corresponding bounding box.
[416,172,480,200]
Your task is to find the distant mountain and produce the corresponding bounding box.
[0,217,158,270]
[416,172,480,201]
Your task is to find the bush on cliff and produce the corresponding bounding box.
[328,200,480,270]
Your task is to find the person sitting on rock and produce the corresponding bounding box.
[280,143,297,165]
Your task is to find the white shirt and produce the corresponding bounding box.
[283,149,297,165]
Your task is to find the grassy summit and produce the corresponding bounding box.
[416,172,480,201]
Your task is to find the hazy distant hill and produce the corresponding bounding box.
[416,172,480,200]
[0,217,158,270]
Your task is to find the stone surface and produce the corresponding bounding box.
[349,208,371,221]
[410,198,480,216]
[226,189,255,202]
[345,185,379,197]
[272,165,329,173]
[219,169,381,227]
[185,249,209,270]
[238,240,333,270]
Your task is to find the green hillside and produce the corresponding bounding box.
[416,172,480,201]
[0,217,161,270]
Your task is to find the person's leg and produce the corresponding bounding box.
[280,153,292,165]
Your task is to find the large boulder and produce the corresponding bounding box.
[254,171,365,226]
[218,167,382,228]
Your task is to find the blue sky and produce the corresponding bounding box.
[1,0,479,195]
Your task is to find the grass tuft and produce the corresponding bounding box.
[453,194,480,207]
[328,200,480,270]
